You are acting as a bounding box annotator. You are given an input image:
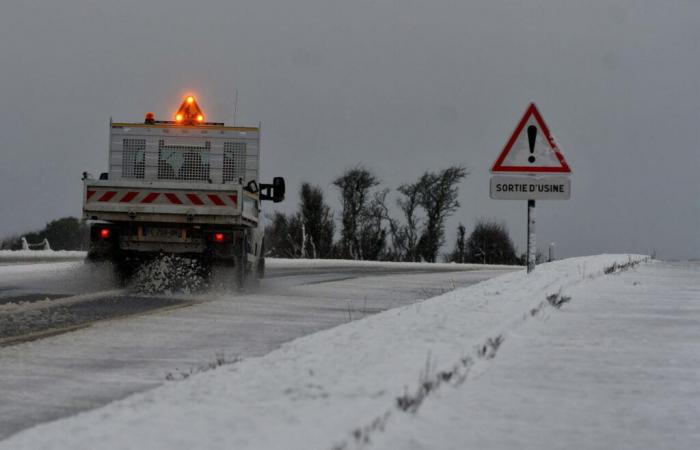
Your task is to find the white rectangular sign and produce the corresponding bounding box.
[490,175,571,200]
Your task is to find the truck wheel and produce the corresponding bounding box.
[112,258,132,287]
[84,254,114,283]
[85,253,130,287]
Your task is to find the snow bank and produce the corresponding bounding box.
[0,254,646,450]
[0,250,85,263]
[0,250,513,269]
[267,258,519,272]
[0,261,83,284]
[0,251,515,271]
[369,259,699,450]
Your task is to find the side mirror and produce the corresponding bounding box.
[272,177,285,203]
[259,177,286,203]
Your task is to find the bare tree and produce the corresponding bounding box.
[264,211,304,258]
[450,223,467,263]
[415,166,469,262]
[391,181,422,262]
[358,189,391,260]
[265,182,336,259]
[299,182,335,258]
[333,166,380,259]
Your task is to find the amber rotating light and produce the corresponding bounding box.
[174,95,206,124]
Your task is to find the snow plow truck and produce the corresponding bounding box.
[82,94,285,286]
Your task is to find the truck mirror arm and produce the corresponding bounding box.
[244,180,259,194]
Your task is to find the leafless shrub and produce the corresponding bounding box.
[165,352,239,381]
[476,334,504,359]
[396,352,474,414]
[604,256,646,274]
[546,292,572,309]
[349,411,392,446]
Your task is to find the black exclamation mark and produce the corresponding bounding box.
[527,125,537,163]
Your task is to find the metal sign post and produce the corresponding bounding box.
[489,103,572,274]
[527,199,536,273]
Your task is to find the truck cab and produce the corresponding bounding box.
[82,95,284,286]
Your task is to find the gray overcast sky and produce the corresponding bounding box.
[1,0,698,259]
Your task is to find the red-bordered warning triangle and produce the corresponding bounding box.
[491,103,571,174]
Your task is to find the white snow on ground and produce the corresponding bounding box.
[0,261,82,284]
[369,260,700,450]
[2,254,673,450]
[0,250,514,272]
[0,250,85,262]
[266,258,519,272]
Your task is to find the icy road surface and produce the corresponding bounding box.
[0,257,511,441]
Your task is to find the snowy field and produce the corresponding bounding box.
[370,259,700,450]
[3,254,694,450]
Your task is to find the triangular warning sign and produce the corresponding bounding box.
[174,95,206,124]
[491,103,571,174]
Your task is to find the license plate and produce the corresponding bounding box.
[143,227,183,239]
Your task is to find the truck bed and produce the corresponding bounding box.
[83,179,259,225]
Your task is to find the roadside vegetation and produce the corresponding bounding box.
[449,219,519,265]
[0,217,88,251]
[266,165,521,265]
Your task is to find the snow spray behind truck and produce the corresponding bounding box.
[82,95,285,287]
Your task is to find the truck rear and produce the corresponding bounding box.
[82,95,284,286]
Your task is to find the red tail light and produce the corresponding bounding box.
[214,232,225,243]
[100,228,111,239]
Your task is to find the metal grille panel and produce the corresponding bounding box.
[157,140,211,181]
[223,142,246,183]
[122,139,146,179]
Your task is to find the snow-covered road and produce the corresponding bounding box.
[0,256,513,344]
[0,257,511,441]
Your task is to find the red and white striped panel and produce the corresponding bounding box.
[86,190,238,207]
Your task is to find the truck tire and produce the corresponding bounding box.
[86,251,130,287]
[111,257,133,287]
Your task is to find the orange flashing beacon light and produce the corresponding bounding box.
[174,95,205,124]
